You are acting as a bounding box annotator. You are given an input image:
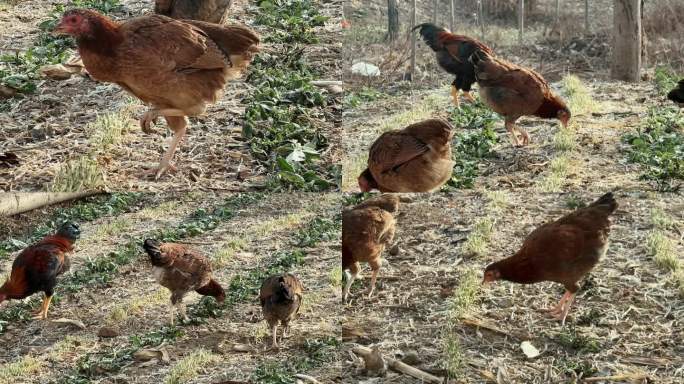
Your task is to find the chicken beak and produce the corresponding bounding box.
[52,21,68,36]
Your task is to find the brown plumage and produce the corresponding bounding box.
[483,192,618,324]
[359,119,455,192]
[342,197,398,302]
[260,273,304,347]
[155,0,232,24]
[471,51,571,146]
[54,9,259,179]
[0,223,80,320]
[142,239,225,324]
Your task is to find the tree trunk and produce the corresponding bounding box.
[410,0,417,80]
[432,0,438,23]
[388,0,400,42]
[478,0,486,39]
[449,0,455,32]
[154,0,232,24]
[584,0,590,33]
[518,0,525,45]
[555,0,560,22]
[611,0,642,82]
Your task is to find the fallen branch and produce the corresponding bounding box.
[583,373,649,382]
[310,80,343,86]
[0,190,105,217]
[461,316,533,341]
[294,374,322,384]
[352,345,443,383]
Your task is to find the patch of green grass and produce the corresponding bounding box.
[87,112,132,152]
[653,66,680,96]
[647,231,679,272]
[253,0,328,44]
[130,326,184,349]
[462,218,494,256]
[0,356,43,384]
[447,126,499,189]
[444,269,480,377]
[165,349,220,384]
[553,124,577,151]
[623,106,684,191]
[554,358,598,378]
[294,217,340,247]
[565,194,586,209]
[344,87,385,109]
[342,192,374,206]
[251,337,339,383]
[537,154,573,193]
[555,327,601,353]
[50,156,105,192]
[562,74,596,116]
[329,266,342,286]
[0,298,39,334]
[449,100,500,131]
[484,190,509,212]
[650,207,677,230]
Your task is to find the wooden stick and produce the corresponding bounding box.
[352,345,443,383]
[294,374,322,384]
[583,373,649,382]
[461,316,533,341]
[310,80,343,87]
[0,190,105,216]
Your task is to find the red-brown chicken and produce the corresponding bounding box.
[143,239,225,324]
[155,0,233,24]
[342,196,398,302]
[358,119,455,192]
[413,23,493,107]
[54,9,259,179]
[0,223,80,320]
[260,273,304,348]
[483,192,618,325]
[471,51,571,146]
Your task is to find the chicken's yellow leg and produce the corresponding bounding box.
[32,295,53,320]
[367,268,379,298]
[450,85,460,108]
[462,91,476,103]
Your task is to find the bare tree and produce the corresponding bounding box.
[410,0,417,80]
[584,0,590,33]
[388,0,399,42]
[611,0,642,81]
[432,0,438,23]
[518,0,525,45]
[449,0,455,32]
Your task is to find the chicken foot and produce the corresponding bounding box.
[342,270,357,303]
[462,91,476,103]
[450,86,461,108]
[32,294,53,320]
[544,290,576,325]
[504,120,531,146]
[270,323,279,348]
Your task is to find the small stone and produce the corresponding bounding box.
[388,244,400,256]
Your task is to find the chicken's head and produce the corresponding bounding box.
[557,108,571,128]
[358,169,378,192]
[482,264,501,285]
[54,9,97,37]
[57,222,81,241]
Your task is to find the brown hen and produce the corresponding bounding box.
[471,51,571,146]
[342,197,398,302]
[483,192,618,325]
[142,240,225,324]
[155,0,232,24]
[260,273,304,347]
[54,9,259,178]
[358,119,455,192]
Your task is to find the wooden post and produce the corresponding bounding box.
[449,0,455,32]
[410,0,417,80]
[611,0,642,82]
[478,0,485,39]
[432,0,438,23]
[518,0,525,45]
[388,0,399,42]
[584,0,590,33]
[555,0,560,22]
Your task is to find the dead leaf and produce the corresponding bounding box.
[520,341,540,359]
[39,64,77,80]
[133,349,163,362]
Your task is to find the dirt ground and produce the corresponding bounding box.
[0,192,342,383]
[0,0,341,192]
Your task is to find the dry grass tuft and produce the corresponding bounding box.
[88,112,133,152]
[462,217,494,256]
[553,125,577,152]
[212,239,247,268]
[0,357,42,384]
[50,156,105,192]
[563,74,597,116]
[165,349,220,384]
[107,289,167,325]
[444,269,480,376]
[329,266,343,286]
[647,231,679,272]
[537,154,573,193]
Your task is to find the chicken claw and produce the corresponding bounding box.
[462,91,476,103]
[140,111,160,134]
[450,86,461,108]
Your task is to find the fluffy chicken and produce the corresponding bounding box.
[471,51,571,146]
[359,118,455,192]
[413,23,493,107]
[667,79,684,107]
[155,0,232,24]
[342,196,398,302]
[54,9,259,179]
[0,223,80,320]
[142,240,225,324]
[483,192,618,325]
[260,273,304,348]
